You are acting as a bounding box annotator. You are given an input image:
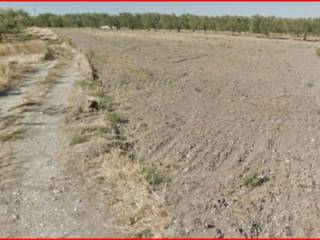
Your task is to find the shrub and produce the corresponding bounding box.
[107,112,128,125]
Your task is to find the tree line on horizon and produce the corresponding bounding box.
[1,8,320,41]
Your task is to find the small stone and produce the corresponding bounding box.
[206,223,215,229]
[12,213,19,220]
[182,167,190,173]
[88,99,98,110]
[258,175,269,184]
[53,189,63,194]
[13,190,22,196]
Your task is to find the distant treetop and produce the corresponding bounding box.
[1,9,320,41]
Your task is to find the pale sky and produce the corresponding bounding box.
[1,2,320,18]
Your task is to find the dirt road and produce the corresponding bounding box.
[0,31,114,237]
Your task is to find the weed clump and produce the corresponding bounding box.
[96,95,114,110]
[243,171,268,188]
[134,229,153,238]
[44,47,55,61]
[107,112,128,126]
[142,165,166,189]
[70,132,88,145]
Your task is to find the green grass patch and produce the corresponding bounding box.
[106,112,128,126]
[96,95,114,110]
[70,132,88,145]
[142,165,167,188]
[243,171,268,188]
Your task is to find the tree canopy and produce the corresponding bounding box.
[0,9,31,41]
[2,8,320,41]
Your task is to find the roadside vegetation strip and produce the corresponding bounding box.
[67,46,173,237]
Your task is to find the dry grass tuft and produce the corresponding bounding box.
[44,46,56,61]
[0,40,46,57]
[0,114,24,131]
[106,112,128,126]
[0,39,49,93]
[316,48,320,57]
[100,150,172,237]
[70,131,88,145]
[8,100,41,112]
[0,128,27,142]
[0,65,12,92]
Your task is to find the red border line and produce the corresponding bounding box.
[0,0,262,1]
[2,238,320,239]
[1,236,320,239]
[3,238,320,239]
